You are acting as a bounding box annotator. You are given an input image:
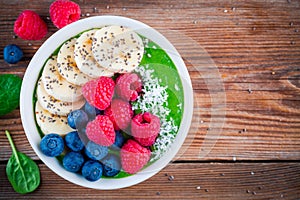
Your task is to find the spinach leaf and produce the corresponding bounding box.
[5,130,40,194]
[0,74,22,116]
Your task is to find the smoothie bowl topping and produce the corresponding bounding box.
[34,24,184,181]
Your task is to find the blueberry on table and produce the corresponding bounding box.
[65,131,84,152]
[62,151,84,173]
[84,141,108,160]
[81,160,103,182]
[3,44,23,64]
[40,133,64,157]
[83,102,102,119]
[67,109,89,129]
[102,154,121,177]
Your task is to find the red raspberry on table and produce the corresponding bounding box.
[104,99,133,131]
[82,77,115,110]
[116,73,142,101]
[14,10,48,40]
[131,112,160,147]
[121,139,151,174]
[49,0,81,29]
[86,115,115,146]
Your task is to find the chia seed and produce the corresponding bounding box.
[168,175,174,181]
[233,156,237,161]
[258,186,262,190]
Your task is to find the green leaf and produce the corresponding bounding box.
[5,130,40,194]
[0,74,22,116]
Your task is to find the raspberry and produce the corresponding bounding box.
[82,77,115,110]
[120,139,151,174]
[86,115,115,146]
[116,73,142,101]
[14,10,48,40]
[131,112,160,146]
[49,0,81,29]
[104,99,133,131]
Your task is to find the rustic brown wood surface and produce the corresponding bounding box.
[0,0,299,199]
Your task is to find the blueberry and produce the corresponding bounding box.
[84,141,108,160]
[67,109,89,129]
[81,160,103,182]
[62,151,84,172]
[102,154,121,177]
[111,131,125,150]
[83,102,102,119]
[65,131,84,152]
[40,133,64,157]
[3,44,23,64]
[77,127,89,145]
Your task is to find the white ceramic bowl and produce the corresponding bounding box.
[20,16,193,189]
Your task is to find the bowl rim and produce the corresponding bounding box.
[20,15,193,190]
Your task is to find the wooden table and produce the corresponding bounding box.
[0,0,299,199]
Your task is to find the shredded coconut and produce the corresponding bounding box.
[133,65,179,161]
[174,83,179,91]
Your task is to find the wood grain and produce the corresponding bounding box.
[0,162,299,199]
[0,0,300,198]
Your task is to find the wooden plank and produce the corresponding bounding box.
[0,162,299,199]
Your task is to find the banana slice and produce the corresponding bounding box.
[35,100,74,136]
[41,56,82,102]
[92,25,144,73]
[36,79,85,116]
[74,29,114,78]
[57,38,92,86]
